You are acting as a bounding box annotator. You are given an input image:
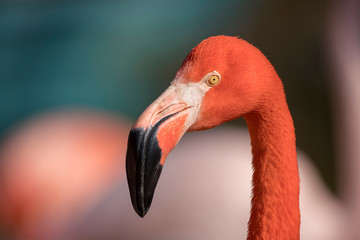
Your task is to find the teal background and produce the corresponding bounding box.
[0,0,334,190]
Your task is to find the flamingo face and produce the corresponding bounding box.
[126,36,275,217]
[126,73,217,217]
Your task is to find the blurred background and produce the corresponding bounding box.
[0,0,359,239]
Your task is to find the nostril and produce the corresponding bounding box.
[157,103,175,115]
[157,103,188,117]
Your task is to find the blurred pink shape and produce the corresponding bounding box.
[70,126,350,240]
[0,113,351,240]
[0,110,130,240]
[328,0,360,238]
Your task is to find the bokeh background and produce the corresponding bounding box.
[0,0,335,189]
[0,0,359,239]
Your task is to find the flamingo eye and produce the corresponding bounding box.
[207,75,220,86]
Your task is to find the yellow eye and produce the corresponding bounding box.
[207,75,220,86]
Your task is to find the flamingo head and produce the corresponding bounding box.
[126,35,279,217]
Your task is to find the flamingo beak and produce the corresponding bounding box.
[126,84,202,217]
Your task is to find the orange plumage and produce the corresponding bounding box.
[126,35,300,239]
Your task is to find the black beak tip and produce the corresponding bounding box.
[136,207,148,218]
[126,127,163,217]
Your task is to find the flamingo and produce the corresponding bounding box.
[126,36,300,239]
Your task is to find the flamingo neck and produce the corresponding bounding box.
[244,93,300,240]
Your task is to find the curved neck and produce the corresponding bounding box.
[244,92,300,240]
